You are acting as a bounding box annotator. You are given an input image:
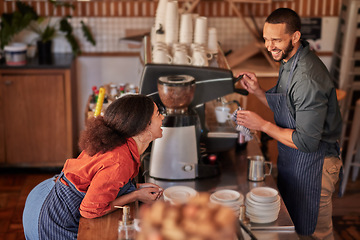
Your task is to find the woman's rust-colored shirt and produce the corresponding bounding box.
[61,138,140,218]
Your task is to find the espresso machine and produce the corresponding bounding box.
[139,63,247,180]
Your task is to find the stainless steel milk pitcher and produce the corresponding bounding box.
[247,155,272,181]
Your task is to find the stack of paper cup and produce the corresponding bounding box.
[210,189,244,217]
[207,27,218,54]
[194,16,208,45]
[179,13,193,45]
[154,0,168,32]
[165,1,179,46]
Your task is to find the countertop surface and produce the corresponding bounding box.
[0,53,74,69]
[77,140,298,240]
[144,140,296,232]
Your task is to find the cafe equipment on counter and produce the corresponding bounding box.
[139,63,247,180]
[247,155,272,182]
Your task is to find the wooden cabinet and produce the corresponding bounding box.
[0,64,77,167]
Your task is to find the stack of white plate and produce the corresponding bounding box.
[210,189,244,217]
[245,187,280,223]
[163,185,198,205]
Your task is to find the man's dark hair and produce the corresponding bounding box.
[265,8,301,34]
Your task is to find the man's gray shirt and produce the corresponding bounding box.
[276,40,342,156]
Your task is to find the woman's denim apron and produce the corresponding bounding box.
[23,172,136,240]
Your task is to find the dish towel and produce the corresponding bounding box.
[231,106,253,141]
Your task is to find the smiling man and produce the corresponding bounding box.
[236,8,343,239]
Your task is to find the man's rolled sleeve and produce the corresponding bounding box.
[291,75,328,153]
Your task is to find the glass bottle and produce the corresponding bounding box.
[118,206,136,240]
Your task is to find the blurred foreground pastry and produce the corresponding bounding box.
[137,193,236,240]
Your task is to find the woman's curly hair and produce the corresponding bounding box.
[79,94,155,156]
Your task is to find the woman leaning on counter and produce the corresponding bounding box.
[22,94,164,240]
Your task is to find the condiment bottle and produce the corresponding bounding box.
[110,84,118,99]
[127,84,136,93]
[94,87,105,117]
[119,83,126,96]
[118,206,136,240]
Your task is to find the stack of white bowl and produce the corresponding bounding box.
[163,185,198,205]
[165,1,179,46]
[245,187,280,224]
[210,190,244,217]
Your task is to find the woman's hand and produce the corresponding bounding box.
[137,183,161,189]
[136,183,163,204]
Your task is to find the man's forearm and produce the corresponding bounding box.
[261,121,297,149]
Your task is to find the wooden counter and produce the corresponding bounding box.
[77,140,298,240]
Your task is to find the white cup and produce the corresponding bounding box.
[153,49,173,64]
[190,43,211,58]
[173,49,192,65]
[179,13,193,45]
[215,106,231,123]
[194,16,208,45]
[165,1,179,45]
[155,0,168,31]
[192,49,208,66]
[171,43,188,55]
[207,27,218,54]
[153,41,168,52]
[134,219,142,232]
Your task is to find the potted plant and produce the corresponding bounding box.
[0,0,96,62]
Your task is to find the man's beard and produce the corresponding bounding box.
[271,40,294,62]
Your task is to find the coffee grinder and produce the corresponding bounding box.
[139,64,247,180]
[149,75,200,180]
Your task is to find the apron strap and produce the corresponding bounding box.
[58,172,86,198]
[285,44,303,91]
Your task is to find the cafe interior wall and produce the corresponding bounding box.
[2,0,342,132]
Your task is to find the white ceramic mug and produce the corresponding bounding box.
[173,49,192,65]
[153,41,168,51]
[171,43,188,55]
[134,219,142,232]
[215,106,231,123]
[153,49,172,64]
[190,43,212,60]
[192,49,208,66]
